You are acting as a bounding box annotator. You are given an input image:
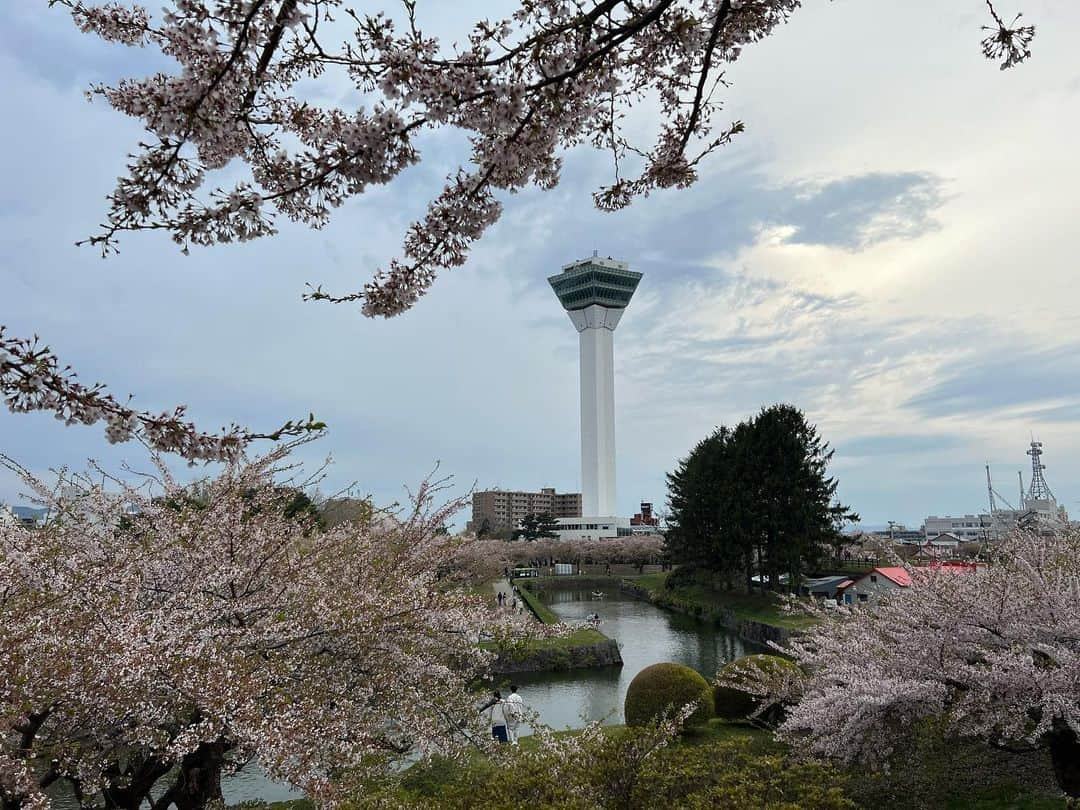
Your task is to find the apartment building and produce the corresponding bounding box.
[468,487,582,533]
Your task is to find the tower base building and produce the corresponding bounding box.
[553,516,632,541]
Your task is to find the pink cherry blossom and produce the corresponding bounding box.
[769,530,1080,799]
[52,0,1032,318]
[0,442,544,808]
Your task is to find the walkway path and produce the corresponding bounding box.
[491,578,511,601]
[489,578,537,622]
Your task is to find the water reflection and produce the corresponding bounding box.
[513,587,759,732]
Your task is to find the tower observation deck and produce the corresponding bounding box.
[549,255,642,523]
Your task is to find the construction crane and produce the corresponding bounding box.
[986,464,1019,513]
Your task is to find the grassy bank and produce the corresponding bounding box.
[625,571,816,631]
[485,626,610,654]
[489,579,621,671]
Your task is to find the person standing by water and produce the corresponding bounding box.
[480,689,508,743]
[503,684,524,745]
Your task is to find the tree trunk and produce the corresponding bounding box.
[154,741,228,810]
[102,757,172,810]
[1048,723,1080,799]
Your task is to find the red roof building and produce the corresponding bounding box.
[838,566,911,605]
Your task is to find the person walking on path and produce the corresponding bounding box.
[480,689,509,743]
[503,684,524,745]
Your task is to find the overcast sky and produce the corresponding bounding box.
[2,1,1078,529]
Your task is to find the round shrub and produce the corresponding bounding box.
[713,654,800,721]
[624,662,714,729]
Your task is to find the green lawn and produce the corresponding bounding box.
[487,626,609,655]
[943,786,1067,810]
[628,572,667,591]
[510,717,776,752]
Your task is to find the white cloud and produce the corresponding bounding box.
[2,1,1079,527]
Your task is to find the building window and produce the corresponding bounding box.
[870,575,878,583]
[858,593,869,602]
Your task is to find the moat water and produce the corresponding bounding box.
[513,585,760,732]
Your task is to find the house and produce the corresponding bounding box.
[837,567,912,606]
[800,575,854,600]
[910,545,943,563]
[10,506,48,528]
[925,532,962,548]
[910,533,965,562]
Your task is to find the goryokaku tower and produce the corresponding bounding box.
[549,254,642,538]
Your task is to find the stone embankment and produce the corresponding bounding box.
[490,635,623,674]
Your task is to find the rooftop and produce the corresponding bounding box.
[842,566,913,588]
[548,255,642,311]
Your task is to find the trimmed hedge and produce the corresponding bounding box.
[713,654,800,721]
[513,583,560,624]
[624,662,714,729]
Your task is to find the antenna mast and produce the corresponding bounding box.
[1026,440,1055,501]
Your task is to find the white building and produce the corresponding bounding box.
[9,505,48,528]
[548,255,642,540]
[923,514,990,542]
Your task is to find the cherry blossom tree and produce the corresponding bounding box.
[769,530,1080,802]
[51,0,1034,319]
[462,534,666,573]
[0,443,539,810]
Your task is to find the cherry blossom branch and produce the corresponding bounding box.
[55,1,1034,321]
[0,326,324,463]
[982,1,1035,70]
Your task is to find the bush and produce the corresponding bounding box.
[624,662,714,729]
[713,654,800,722]
[632,736,853,809]
[664,564,702,590]
[366,730,854,809]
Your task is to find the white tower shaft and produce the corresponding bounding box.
[568,304,625,515]
[578,319,616,516]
